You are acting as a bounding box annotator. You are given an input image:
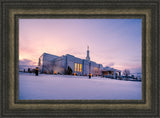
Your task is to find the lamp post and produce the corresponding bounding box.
[35,67,39,76]
[89,61,91,79]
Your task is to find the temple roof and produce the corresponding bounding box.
[102,66,121,72]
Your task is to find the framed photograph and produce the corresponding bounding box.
[19,18,142,100]
[0,0,159,117]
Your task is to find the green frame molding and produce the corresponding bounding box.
[0,0,159,117]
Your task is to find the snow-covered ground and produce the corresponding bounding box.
[19,72,142,100]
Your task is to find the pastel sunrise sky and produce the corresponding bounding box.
[19,19,142,73]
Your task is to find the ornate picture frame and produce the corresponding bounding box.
[0,0,159,117]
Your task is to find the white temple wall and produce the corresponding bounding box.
[39,53,104,76]
[66,55,83,75]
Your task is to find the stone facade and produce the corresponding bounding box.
[38,53,103,76]
[38,49,121,77]
[38,53,59,74]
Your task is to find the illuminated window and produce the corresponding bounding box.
[75,63,77,71]
[94,67,98,73]
[80,64,82,72]
[77,64,79,71]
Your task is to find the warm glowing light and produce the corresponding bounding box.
[80,64,82,72]
[75,63,77,71]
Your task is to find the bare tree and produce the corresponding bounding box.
[123,69,130,77]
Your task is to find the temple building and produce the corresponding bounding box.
[101,66,121,79]
[38,47,121,78]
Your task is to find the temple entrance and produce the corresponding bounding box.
[66,66,73,75]
[102,70,121,79]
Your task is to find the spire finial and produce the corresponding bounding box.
[86,45,90,61]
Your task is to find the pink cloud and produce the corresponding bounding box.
[19,59,37,66]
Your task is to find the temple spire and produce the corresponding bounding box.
[86,46,90,61]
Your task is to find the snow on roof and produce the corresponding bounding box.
[65,54,101,65]
[103,66,121,72]
[43,52,59,57]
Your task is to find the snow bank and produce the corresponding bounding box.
[19,72,142,100]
